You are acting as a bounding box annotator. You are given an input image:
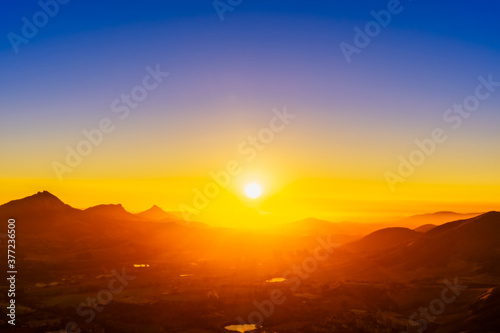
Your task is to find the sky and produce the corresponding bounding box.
[1,0,500,227]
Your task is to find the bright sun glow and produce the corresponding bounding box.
[244,182,262,199]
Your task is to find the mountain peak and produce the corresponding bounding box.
[479,211,500,218]
[85,203,126,213]
[0,190,71,213]
[432,211,456,215]
[149,204,163,211]
[31,190,62,201]
[137,205,176,221]
[23,190,66,206]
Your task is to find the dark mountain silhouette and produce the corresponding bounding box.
[351,212,500,279]
[402,212,500,269]
[0,192,173,264]
[0,191,80,233]
[1,191,499,282]
[1,192,497,332]
[0,190,76,213]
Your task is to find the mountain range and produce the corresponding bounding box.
[1,191,499,283]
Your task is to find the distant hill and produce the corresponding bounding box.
[372,211,500,278]
[398,211,482,229]
[136,205,178,221]
[281,218,392,238]
[282,218,347,235]
[84,203,145,222]
[413,224,437,233]
[342,227,421,254]
[137,205,208,229]
[1,191,499,282]
[323,212,500,283]
[276,218,361,245]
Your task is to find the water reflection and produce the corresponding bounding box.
[265,277,286,283]
[225,324,258,332]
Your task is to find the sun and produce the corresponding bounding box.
[244,182,263,199]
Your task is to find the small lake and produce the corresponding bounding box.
[133,264,150,268]
[225,324,259,332]
[265,277,286,283]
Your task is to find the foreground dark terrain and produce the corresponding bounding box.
[1,192,499,332]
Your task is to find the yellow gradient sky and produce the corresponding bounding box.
[2,2,500,228]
